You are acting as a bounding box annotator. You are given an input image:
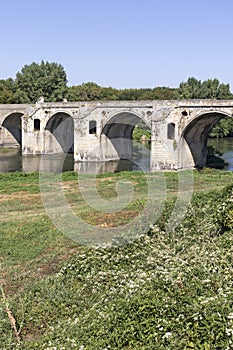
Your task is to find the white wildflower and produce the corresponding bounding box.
[163,332,172,339]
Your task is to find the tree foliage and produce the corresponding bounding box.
[13,61,68,103]
[67,82,114,101]
[0,79,14,103]
[209,117,233,138]
[176,77,233,100]
[67,83,176,101]
[0,62,232,110]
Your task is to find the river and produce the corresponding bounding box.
[0,138,233,173]
[208,137,233,171]
[0,143,150,174]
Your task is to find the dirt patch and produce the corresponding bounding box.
[1,246,80,296]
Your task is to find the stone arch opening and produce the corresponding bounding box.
[1,113,23,147]
[181,111,229,168]
[101,111,151,164]
[45,112,74,153]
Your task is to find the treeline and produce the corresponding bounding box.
[176,77,233,100]
[0,62,176,103]
[68,83,176,102]
[1,61,233,137]
[1,61,233,104]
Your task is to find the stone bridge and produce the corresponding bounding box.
[1,99,233,171]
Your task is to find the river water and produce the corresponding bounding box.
[0,138,233,173]
[0,144,150,174]
[208,138,233,171]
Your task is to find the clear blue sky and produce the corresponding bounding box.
[1,0,233,90]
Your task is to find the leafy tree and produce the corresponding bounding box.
[101,86,119,100]
[175,77,202,99]
[176,77,233,100]
[209,117,233,138]
[216,83,233,99]
[67,82,105,101]
[68,84,176,101]
[201,79,232,99]
[152,87,177,100]
[117,87,176,100]
[0,79,14,103]
[118,88,142,100]
[67,82,176,102]
[136,89,154,100]
[14,61,68,103]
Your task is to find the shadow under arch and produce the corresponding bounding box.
[101,111,151,166]
[181,111,230,168]
[45,112,74,153]
[2,112,23,147]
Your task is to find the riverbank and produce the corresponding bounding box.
[1,169,233,348]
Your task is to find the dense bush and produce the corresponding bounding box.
[1,184,233,349]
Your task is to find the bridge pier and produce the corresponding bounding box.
[73,118,132,162]
[150,119,180,170]
[22,116,64,154]
[177,138,195,169]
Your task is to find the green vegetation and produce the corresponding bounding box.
[209,117,233,138]
[13,61,68,103]
[67,83,176,101]
[1,61,232,105]
[0,147,11,153]
[1,170,233,349]
[1,61,233,138]
[0,79,14,103]
[175,77,232,100]
[132,126,151,148]
[206,145,226,169]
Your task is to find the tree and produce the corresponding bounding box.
[175,77,202,99]
[176,77,233,100]
[152,87,177,100]
[101,86,119,100]
[14,61,68,103]
[209,117,233,138]
[117,88,142,100]
[67,82,105,101]
[0,79,14,103]
[201,79,232,99]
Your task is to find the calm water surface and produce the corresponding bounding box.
[0,146,150,174]
[1,138,233,173]
[208,138,233,171]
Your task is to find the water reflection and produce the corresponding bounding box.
[74,159,146,174]
[2,139,233,173]
[0,148,22,172]
[208,137,233,171]
[0,147,150,174]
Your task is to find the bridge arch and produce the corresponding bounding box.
[102,109,151,131]
[1,112,23,147]
[101,111,151,162]
[45,112,74,153]
[181,110,231,168]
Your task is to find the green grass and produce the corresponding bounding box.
[1,169,233,349]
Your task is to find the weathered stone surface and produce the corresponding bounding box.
[0,99,233,170]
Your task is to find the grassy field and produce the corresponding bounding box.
[1,169,233,349]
